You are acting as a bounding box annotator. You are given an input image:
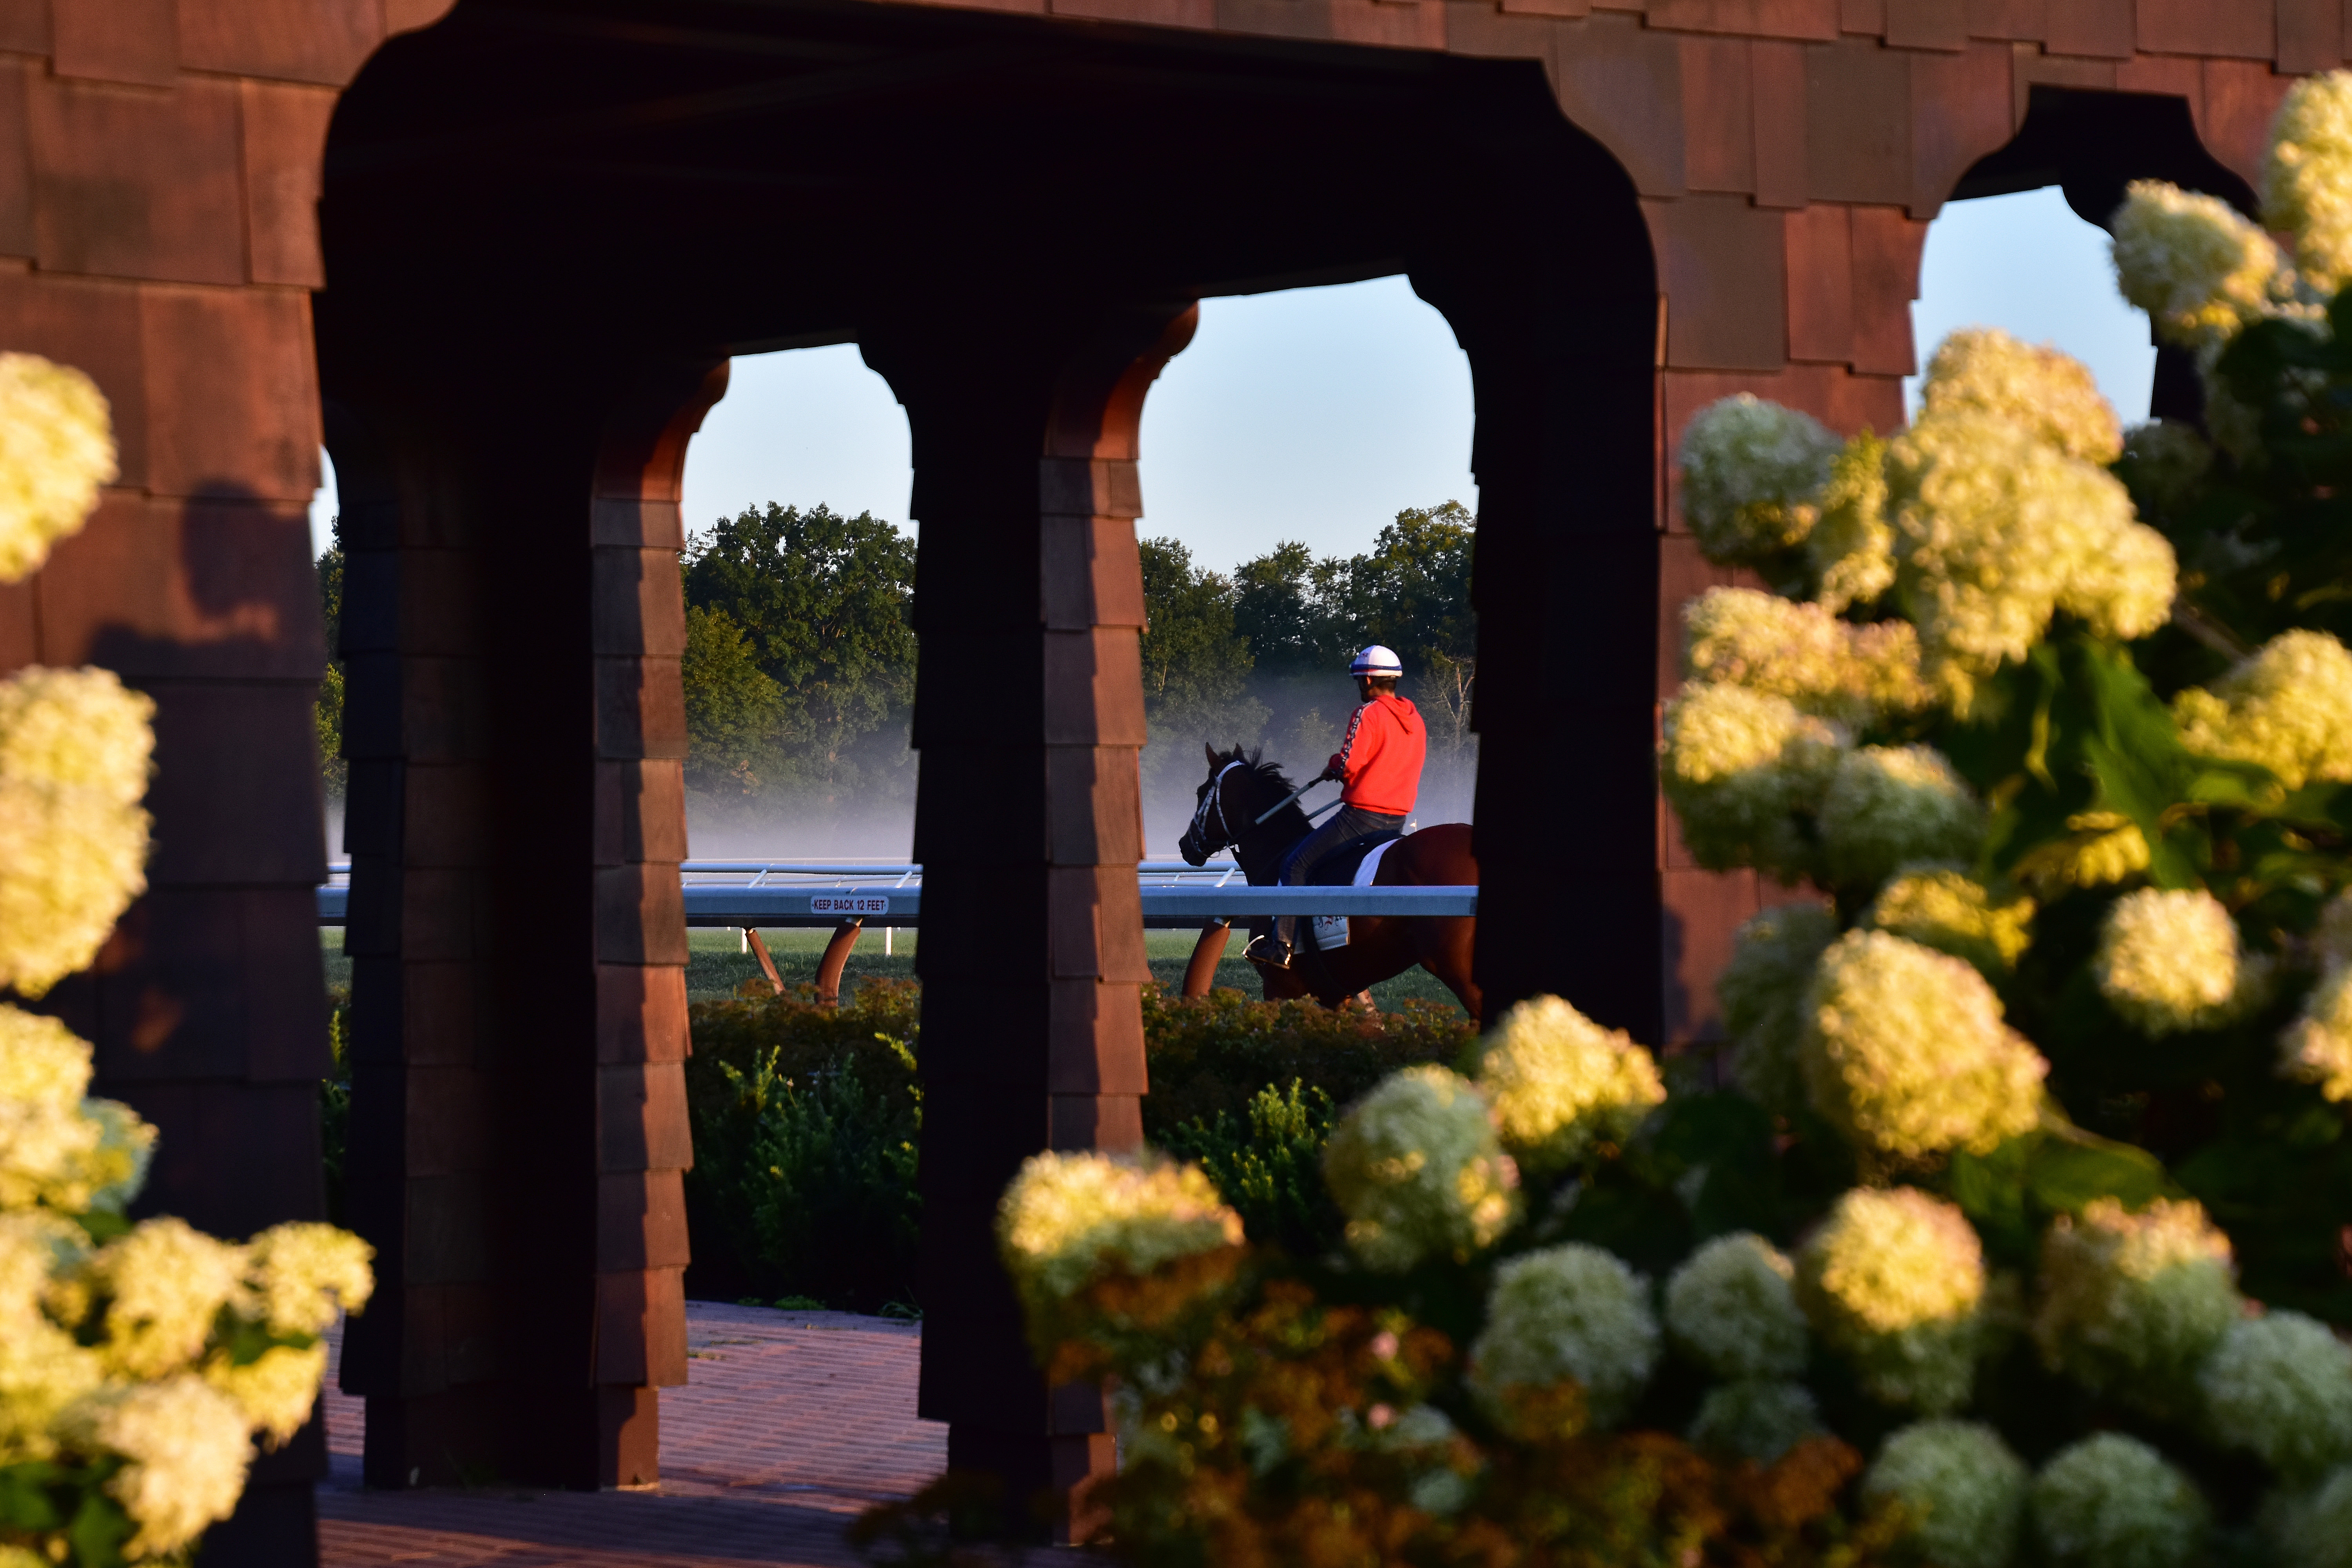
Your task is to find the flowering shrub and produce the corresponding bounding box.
[0,960,374,1564]
[1471,995,1664,1178]
[0,667,154,999]
[960,69,2352,1568]
[1467,1244,1658,1432]
[1799,931,2045,1160]
[1663,1232,1805,1381]
[1860,1419,2027,1568]
[1319,1065,1519,1271]
[2031,1198,2238,1407]
[0,354,114,584]
[1797,1187,1986,1413]
[2030,1434,2209,1568]
[0,373,374,1564]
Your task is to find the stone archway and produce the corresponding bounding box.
[0,0,2325,1558]
[317,0,1658,1519]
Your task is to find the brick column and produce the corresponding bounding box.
[585,362,721,1484]
[863,300,1195,1538]
[324,344,716,1490]
[1410,164,1665,1041]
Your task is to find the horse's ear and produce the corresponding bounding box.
[1204,742,1220,766]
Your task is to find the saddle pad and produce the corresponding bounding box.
[1312,836,1403,952]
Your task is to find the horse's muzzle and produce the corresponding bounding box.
[1177,832,1209,867]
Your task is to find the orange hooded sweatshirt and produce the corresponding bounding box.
[1328,693,1426,817]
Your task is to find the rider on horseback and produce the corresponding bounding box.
[1244,644,1427,969]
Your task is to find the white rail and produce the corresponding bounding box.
[314,859,1474,927]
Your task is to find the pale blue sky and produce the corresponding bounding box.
[307,187,2155,564]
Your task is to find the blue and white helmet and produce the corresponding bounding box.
[1349,644,1404,679]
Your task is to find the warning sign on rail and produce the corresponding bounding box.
[812,895,889,916]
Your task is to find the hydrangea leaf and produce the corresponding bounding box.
[2027,1135,2169,1217]
[1947,1131,2036,1268]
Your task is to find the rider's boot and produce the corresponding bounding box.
[1243,934,1292,969]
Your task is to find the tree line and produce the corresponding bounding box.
[314,500,1481,832]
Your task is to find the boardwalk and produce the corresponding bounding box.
[319,1304,946,1566]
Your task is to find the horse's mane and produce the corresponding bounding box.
[1218,747,1298,799]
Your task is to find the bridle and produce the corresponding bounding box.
[1184,760,1246,862]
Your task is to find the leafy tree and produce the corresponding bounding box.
[1233,541,1331,677]
[1140,537,1255,722]
[681,604,788,797]
[1322,500,1478,675]
[1231,504,1477,682]
[1140,537,1267,780]
[681,504,916,796]
[315,521,345,799]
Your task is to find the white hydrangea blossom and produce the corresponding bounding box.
[1321,1066,1519,1272]
[1686,1380,1821,1464]
[69,1377,254,1561]
[2266,71,2352,292]
[0,665,155,998]
[1472,995,1664,1178]
[201,1341,328,1450]
[1660,682,1846,882]
[1886,411,2174,711]
[1678,394,1843,563]
[2095,888,2269,1036]
[1681,587,1926,730]
[2030,1434,2210,1568]
[0,353,116,584]
[1468,1243,1659,1432]
[1810,431,1896,613]
[1719,901,1838,1112]
[1863,1420,2029,1568]
[2032,1198,2239,1402]
[1801,931,2047,1161]
[88,1218,251,1382]
[243,1223,376,1338]
[0,1006,152,1213]
[1817,745,1985,892]
[0,1213,96,1462]
[0,1317,100,1465]
[2198,1311,2352,1481]
[2062,515,2185,651]
[1798,1187,1985,1413]
[1916,328,2124,465]
[997,1150,1243,1310]
[2113,181,2288,349]
[1864,865,2034,978]
[2282,962,2352,1102]
[1663,1232,1806,1380]
[2175,630,2352,790]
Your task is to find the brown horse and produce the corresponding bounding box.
[1177,744,1481,1022]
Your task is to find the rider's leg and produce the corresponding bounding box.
[1266,806,1404,958]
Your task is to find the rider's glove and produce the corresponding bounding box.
[1321,754,1345,783]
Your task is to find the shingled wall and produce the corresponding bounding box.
[0,0,2318,1558]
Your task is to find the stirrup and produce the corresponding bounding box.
[1243,935,1293,970]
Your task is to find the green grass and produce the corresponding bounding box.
[320,927,350,994]
[318,925,1469,1016]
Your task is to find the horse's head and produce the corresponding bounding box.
[1179,743,1254,866]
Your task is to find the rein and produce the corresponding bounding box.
[1189,759,1308,879]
